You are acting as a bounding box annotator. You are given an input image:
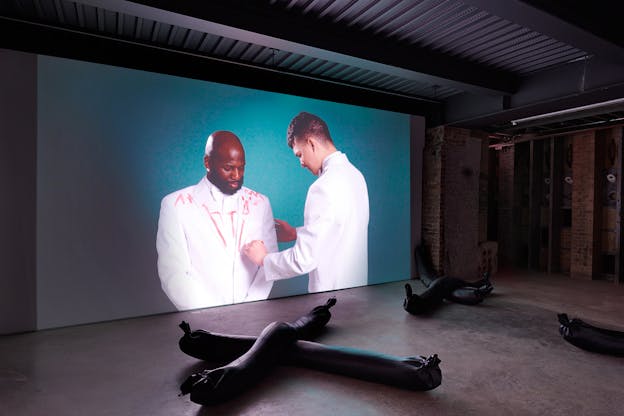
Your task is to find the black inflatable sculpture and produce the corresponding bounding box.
[180,298,336,404]
[179,299,442,405]
[415,245,493,298]
[558,313,624,356]
[404,246,494,315]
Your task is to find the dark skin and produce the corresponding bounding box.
[204,131,246,195]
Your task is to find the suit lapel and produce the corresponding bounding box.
[194,178,246,252]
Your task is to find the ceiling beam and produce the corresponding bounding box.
[466,0,624,63]
[445,52,624,128]
[80,0,518,95]
[0,16,442,119]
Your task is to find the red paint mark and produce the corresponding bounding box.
[238,220,246,251]
[175,194,185,206]
[174,193,193,206]
[202,204,227,248]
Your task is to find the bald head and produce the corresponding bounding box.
[205,130,243,157]
[204,131,246,195]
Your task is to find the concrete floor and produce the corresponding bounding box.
[1,270,624,416]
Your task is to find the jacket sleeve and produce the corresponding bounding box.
[156,197,215,310]
[263,183,334,280]
[245,196,278,300]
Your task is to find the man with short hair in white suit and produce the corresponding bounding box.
[156,131,277,310]
[244,112,369,293]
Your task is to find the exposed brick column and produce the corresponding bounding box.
[497,146,515,267]
[477,132,490,243]
[422,126,481,279]
[443,128,481,279]
[570,131,598,279]
[422,126,445,275]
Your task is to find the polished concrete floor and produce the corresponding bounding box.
[2,270,624,416]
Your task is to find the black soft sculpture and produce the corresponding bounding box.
[558,313,624,356]
[179,298,442,405]
[404,246,494,315]
[180,298,336,404]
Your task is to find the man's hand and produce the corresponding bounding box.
[243,240,268,266]
[274,219,297,242]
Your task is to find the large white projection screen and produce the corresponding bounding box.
[24,53,419,329]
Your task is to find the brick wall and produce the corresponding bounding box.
[443,128,481,279]
[570,131,598,279]
[491,128,622,276]
[422,126,445,275]
[422,126,481,279]
[497,146,515,267]
[477,131,490,243]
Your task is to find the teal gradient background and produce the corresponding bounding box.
[36,55,412,324]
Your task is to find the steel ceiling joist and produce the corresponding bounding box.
[113,0,519,95]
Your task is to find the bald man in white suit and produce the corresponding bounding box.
[156,131,277,310]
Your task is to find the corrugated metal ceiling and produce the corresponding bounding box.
[1,0,589,101]
[274,0,587,75]
[1,0,622,138]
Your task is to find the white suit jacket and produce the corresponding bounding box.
[263,152,369,292]
[156,177,277,310]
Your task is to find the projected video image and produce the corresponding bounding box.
[156,113,370,310]
[36,54,413,323]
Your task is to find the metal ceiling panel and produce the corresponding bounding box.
[1,0,623,133]
[287,0,587,77]
[0,0,513,97]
